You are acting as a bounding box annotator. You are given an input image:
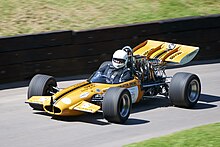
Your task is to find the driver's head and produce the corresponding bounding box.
[112,50,128,69]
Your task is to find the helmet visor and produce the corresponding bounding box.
[113,58,126,64]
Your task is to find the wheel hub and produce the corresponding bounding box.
[119,94,130,117]
[188,79,200,102]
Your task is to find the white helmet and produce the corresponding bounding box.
[112,50,128,69]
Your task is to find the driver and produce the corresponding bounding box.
[98,47,132,83]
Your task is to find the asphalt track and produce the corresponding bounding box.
[0,62,220,147]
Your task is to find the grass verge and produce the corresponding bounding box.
[0,0,220,36]
[125,122,220,147]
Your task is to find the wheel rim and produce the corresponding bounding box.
[44,80,57,95]
[45,84,54,95]
[188,79,200,102]
[119,93,130,118]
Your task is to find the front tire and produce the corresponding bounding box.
[27,74,57,110]
[169,72,201,108]
[102,87,131,124]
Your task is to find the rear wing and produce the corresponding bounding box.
[133,40,199,65]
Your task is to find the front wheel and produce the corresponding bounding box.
[27,74,57,110]
[102,87,131,124]
[169,72,201,108]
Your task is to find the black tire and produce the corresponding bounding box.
[27,74,57,110]
[99,61,111,69]
[102,87,131,124]
[169,72,201,108]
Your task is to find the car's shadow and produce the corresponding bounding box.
[194,94,219,109]
[33,93,219,125]
[34,111,149,126]
[199,94,220,103]
[131,96,171,114]
[131,93,219,113]
[33,111,109,125]
[52,113,110,126]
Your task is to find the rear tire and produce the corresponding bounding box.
[102,87,131,124]
[27,74,57,110]
[169,72,201,108]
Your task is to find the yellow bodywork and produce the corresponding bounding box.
[26,77,144,116]
[72,101,101,113]
[133,40,199,65]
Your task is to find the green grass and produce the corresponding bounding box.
[125,122,220,147]
[0,0,220,36]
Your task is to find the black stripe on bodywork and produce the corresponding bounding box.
[155,50,168,59]
[54,82,91,100]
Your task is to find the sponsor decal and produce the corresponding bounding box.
[169,52,182,59]
[96,88,101,93]
[61,98,72,104]
[80,92,90,98]
[74,101,100,113]
[39,97,48,102]
[127,86,138,103]
[81,84,95,92]
[81,103,92,109]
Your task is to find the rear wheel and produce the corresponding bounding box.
[27,74,57,110]
[169,72,201,108]
[102,87,131,124]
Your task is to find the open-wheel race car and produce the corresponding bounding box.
[26,40,201,124]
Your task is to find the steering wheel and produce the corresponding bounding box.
[100,75,113,84]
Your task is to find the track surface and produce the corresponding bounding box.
[0,63,220,147]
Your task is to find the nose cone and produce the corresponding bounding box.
[43,82,102,116]
[45,92,89,116]
[53,97,84,116]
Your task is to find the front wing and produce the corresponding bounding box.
[26,96,100,114]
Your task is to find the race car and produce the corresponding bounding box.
[26,40,201,124]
